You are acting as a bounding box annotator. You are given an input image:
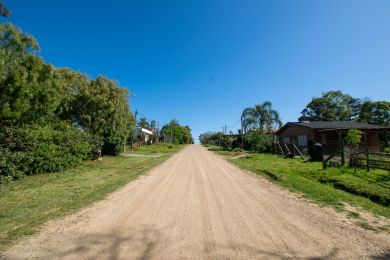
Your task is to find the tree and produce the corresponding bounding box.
[300,91,360,121]
[241,101,282,133]
[0,24,60,125]
[160,119,193,144]
[0,4,136,182]
[138,117,150,128]
[358,100,390,125]
[56,68,90,121]
[150,120,157,129]
[346,129,363,164]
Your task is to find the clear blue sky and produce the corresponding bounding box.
[6,0,390,142]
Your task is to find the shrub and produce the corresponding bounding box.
[102,131,125,155]
[244,131,272,153]
[220,135,234,150]
[0,148,24,183]
[0,124,91,181]
[346,129,363,145]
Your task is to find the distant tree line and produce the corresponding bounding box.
[200,91,389,152]
[0,7,135,182]
[160,119,193,144]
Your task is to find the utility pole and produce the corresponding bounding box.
[131,110,138,152]
[241,115,244,147]
[170,129,173,144]
[157,121,160,144]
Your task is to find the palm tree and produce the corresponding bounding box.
[241,101,282,133]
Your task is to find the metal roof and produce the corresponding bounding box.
[275,121,389,135]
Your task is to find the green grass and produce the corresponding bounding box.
[356,220,376,230]
[209,146,390,220]
[347,211,361,219]
[0,144,184,252]
[126,143,180,154]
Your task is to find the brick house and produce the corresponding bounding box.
[274,121,389,154]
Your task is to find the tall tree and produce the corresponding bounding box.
[300,91,360,121]
[0,24,60,125]
[241,101,282,133]
[358,100,390,125]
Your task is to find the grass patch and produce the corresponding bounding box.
[126,143,179,154]
[356,220,376,230]
[319,171,390,206]
[209,147,390,219]
[0,144,184,252]
[347,211,361,219]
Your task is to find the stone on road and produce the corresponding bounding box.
[3,145,390,259]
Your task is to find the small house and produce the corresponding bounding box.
[275,121,389,154]
[133,127,156,146]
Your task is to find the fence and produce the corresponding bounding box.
[351,147,390,171]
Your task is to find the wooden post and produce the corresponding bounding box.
[366,144,370,172]
[291,140,295,157]
[339,131,345,166]
[323,158,326,169]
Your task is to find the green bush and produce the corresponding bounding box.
[102,131,125,155]
[0,148,24,183]
[233,147,243,152]
[220,135,235,150]
[244,131,272,153]
[0,124,91,181]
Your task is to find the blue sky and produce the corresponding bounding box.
[6,0,390,141]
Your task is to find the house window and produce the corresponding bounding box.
[283,136,290,144]
[298,135,308,147]
[321,133,327,145]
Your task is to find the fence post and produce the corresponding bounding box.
[291,140,295,157]
[341,137,345,166]
[366,144,370,172]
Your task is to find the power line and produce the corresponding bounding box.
[192,119,241,133]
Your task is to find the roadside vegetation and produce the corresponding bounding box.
[160,119,194,144]
[201,91,389,229]
[0,5,137,183]
[0,144,184,252]
[208,146,390,230]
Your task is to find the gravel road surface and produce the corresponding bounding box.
[3,145,390,259]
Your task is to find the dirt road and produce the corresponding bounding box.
[3,145,390,259]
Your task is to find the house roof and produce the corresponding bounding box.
[135,127,155,135]
[275,121,389,135]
